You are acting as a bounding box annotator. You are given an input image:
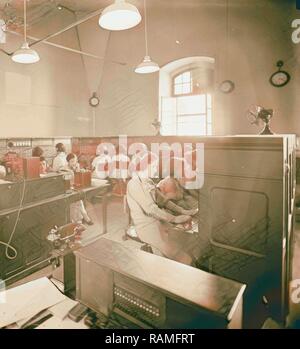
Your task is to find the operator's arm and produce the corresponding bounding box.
[155,188,198,216]
[165,199,191,215]
[127,179,190,224]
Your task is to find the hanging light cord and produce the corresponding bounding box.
[226,0,229,75]
[0,178,26,260]
[23,0,27,43]
[97,32,111,93]
[144,0,148,56]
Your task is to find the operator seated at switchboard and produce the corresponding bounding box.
[126,151,207,267]
[111,145,130,179]
[32,146,51,174]
[0,161,6,181]
[52,143,68,172]
[2,141,22,179]
[66,153,94,226]
[156,176,198,217]
[92,144,111,179]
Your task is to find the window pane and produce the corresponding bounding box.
[177,125,206,136]
[182,72,191,83]
[162,97,176,112]
[207,109,212,123]
[207,94,212,108]
[161,97,177,135]
[161,111,176,123]
[181,83,192,94]
[207,123,212,135]
[177,95,206,114]
[177,115,206,136]
[161,93,212,137]
[174,74,183,84]
[174,85,182,95]
[177,115,203,124]
[161,123,177,136]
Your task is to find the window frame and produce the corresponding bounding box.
[175,94,212,136]
[172,69,196,97]
[165,69,213,135]
[160,93,213,136]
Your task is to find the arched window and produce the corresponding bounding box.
[159,57,214,136]
[173,71,192,96]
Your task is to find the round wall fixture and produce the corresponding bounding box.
[269,61,290,88]
[89,93,100,107]
[219,80,235,94]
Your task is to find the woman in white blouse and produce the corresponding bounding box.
[52,143,68,172]
[126,152,197,265]
[66,153,93,226]
[92,145,112,179]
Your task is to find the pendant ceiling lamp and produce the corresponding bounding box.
[135,0,159,74]
[99,0,141,31]
[12,0,40,64]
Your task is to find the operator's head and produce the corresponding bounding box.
[7,141,14,149]
[96,144,109,156]
[66,153,78,168]
[157,177,182,201]
[32,146,43,158]
[56,143,66,154]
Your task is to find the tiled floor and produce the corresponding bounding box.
[84,195,142,248]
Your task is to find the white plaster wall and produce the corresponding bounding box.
[0,10,92,137]
[78,0,297,137]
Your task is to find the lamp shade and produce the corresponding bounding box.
[135,55,160,74]
[99,0,141,31]
[12,42,40,64]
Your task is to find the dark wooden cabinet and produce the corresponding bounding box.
[0,176,68,284]
[0,173,111,286]
[195,135,296,325]
[75,238,246,329]
[0,174,65,211]
[72,135,296,326]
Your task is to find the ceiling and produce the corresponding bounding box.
[0,0,295,14]
[0,0,295,33]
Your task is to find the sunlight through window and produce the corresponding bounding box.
[161,70,212,136]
